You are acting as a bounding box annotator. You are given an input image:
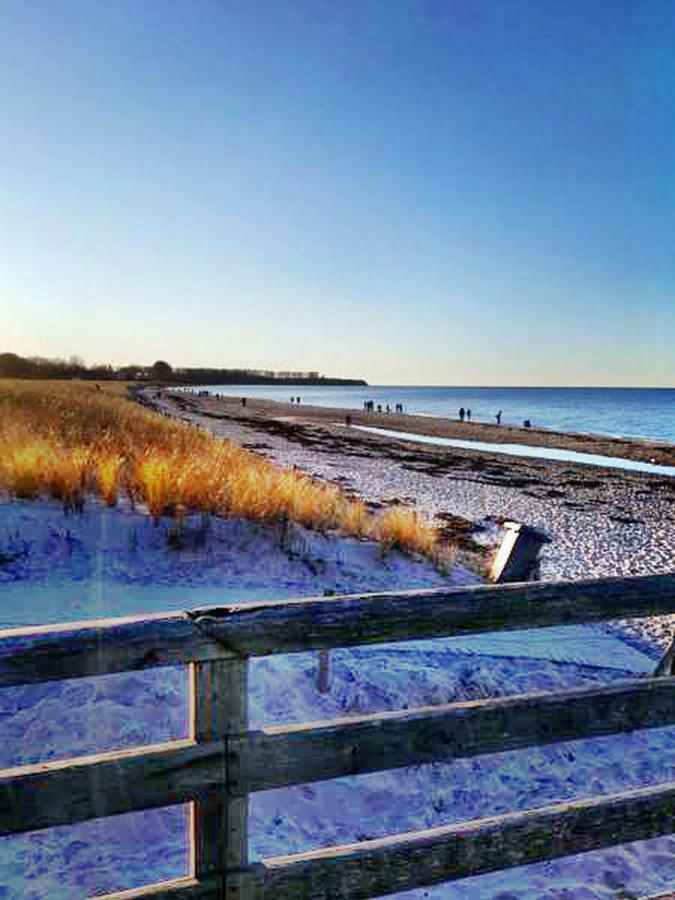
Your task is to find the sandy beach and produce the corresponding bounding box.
[152,389,675,654]
[170,392,675,467]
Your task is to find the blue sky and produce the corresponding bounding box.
[1,0,674,385]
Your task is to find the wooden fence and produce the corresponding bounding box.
[2,573,675,898]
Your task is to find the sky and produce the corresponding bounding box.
[1,0,674,386]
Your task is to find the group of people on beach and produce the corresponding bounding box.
[363,400,405,414]
[456,409,533,428]
[359,400,514,428]
[459,407,503,426]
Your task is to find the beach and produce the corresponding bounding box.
[153,389,675,654]
[2,385,675,899]
[176,390,675,466]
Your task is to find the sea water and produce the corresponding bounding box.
[190,385,675,444]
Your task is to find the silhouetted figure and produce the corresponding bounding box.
[296,396,301,404]
[523,419,531,428]
[496,410,502,425]
[290,397,295,403]
[466,408,471,422]
[345,414,352,426]
[386,404,390,413]
[377,404,382,413]
[241,397,247,407]
[459,407,465,422]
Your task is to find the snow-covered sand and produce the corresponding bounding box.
[1,503,673,900]
[2,389,675,898]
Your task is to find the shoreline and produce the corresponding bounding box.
[156,392,675,579]
[151,388,675,655]
[174,391,675,467]
[350,424,675,478]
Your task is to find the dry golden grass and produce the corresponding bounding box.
[0,379,449,560]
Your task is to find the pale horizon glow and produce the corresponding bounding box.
[1,1,674,388]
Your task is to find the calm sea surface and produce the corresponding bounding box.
[193,385,675,444]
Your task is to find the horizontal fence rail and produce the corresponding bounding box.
[232,676,675,795]
[234,779,675,899]
[5,676,675,837]
[2,573,675,687]
[0,612,234,688]
[1,572,675,899]
[189,573,675,656]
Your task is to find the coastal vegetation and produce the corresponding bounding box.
[0,352,366,386]
[0,380,442,558]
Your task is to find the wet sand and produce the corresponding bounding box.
[179,392,675,467]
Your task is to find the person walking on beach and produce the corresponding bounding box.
[466,408,471,422]
[496,410,502,426]
[459,407,465,422]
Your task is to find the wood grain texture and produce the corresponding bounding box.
[5,677,675,836]
[191,573,675,656]
[0,739,225,836]
[234,780,675,898]
[2,575,673,688]
[96,875,218,899]
[190,658,249,898]
[0,613,231,688]
[231,676,675,794]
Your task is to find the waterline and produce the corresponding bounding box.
[352,425,675,478]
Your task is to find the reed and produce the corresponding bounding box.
[0,380,449,559]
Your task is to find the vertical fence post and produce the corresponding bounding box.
[191,658,249,897]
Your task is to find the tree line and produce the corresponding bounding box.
[0,353,365,386]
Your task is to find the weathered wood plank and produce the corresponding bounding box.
[0,739,225,836]
[230,676,675,794]
[2,575,674,687]
[94,875,218,899]
[191,573,675,656]
[190,659,249,898]
[234,780,675,899]
[0,613,232,688]
[5,676,675,837]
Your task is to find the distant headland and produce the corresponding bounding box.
[0,352,367,387]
